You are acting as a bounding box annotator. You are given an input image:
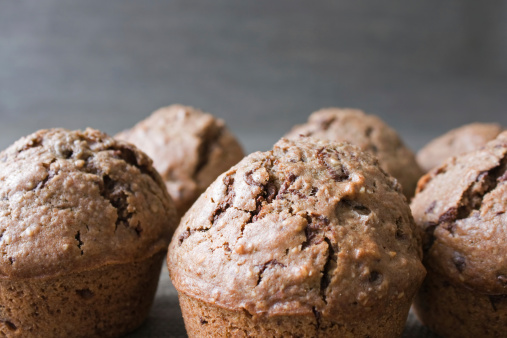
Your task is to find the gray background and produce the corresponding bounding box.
[1,1,506,337]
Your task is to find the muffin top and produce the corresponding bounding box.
[168,137,425,320]
[411,131,507,294]
[417,122,504,172]
[0,128,177,279]
[285,108,423,199]
[116,105,244,216]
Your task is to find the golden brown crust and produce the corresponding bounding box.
[0,252,165,338]
[0,128,177,278]
[168,137,425,323]
[411,131,507,294]
[178,292,410,338]
[285,108,423,198]
[116,105,244,216]
[417,122,504,173]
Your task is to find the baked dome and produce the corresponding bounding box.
[412,131,507,294]
[0,128,177,278]
[285,108,423,199]
[168,137,425,322]
[417,122,503,173]
[116,105,244,216]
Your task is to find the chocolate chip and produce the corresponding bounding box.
[276,174,297,198]
[256,260,285,285]
[178,229,192,246]
[244,170,261,187]
[3,321,17,331]
[341,199,371,216]
[369,271,383,284]
[316,148,349,182]
[452,253,466,273]
[76,288,94,299]
[439,207,457,223]
[310,187,319,196]
[425,201,437,214]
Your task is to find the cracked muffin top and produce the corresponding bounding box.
[285,108,423,199]
[417,122,504,173]
[116,105,244,216]
[168,137,425,320]
[0,128,177,279]
[411,131,507,294]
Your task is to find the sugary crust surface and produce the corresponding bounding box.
[285,108,423,198]
[0,128,177,279]
[168,137,425,322]
[116,105,244,215]
[417,122,504,172]
[411,131,507,294]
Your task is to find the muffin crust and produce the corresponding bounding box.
[285,108,423,198]
[417,122,504,172]
[116,105,244,216]
[411,131,507,337]
[412,131,507,294]
[0,128,177,279]
[168,137,425,330]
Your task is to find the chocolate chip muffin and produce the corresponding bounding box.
[116,105,244,216]
[285,108,423,199]
[0,128,178,337]
[168,137,425,337]
[411,131,507,338]
[417,122,504,172]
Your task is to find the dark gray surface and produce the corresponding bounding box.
[1,1,506,337]
[1,0,506,154]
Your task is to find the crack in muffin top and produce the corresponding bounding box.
[0,128,177,279]
[168,137,425,321]
[412,131,507,294]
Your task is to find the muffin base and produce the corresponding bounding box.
[178,292,410,338]
[0,251,166,338]
[414,270,507,338]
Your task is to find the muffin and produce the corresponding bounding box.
[285,108,423,199]
[411,131,507,337]
[0,128,178,337]
[417,122,504,172]
[168,137,426,337]
[116,105,244,216]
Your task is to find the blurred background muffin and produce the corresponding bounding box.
[411,131,507,338]
[285,108,423,198]
[116,105,244,216]
[417,122,504,172]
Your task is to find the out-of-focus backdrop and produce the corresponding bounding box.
[1,1,506,337]
[1,1,506,154]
